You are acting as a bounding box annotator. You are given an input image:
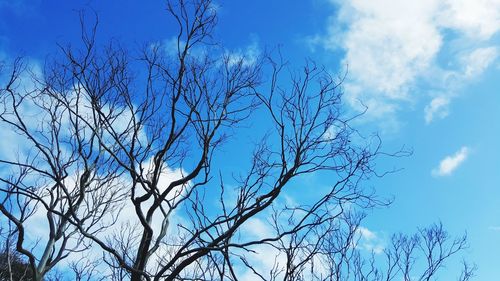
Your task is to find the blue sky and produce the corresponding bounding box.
[1,0,500,279]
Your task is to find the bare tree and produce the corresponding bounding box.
[0,22,128,280]
[0,0,473,281]
[0,223,35,281]
[271,215,475,281]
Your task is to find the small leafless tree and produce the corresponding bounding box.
[0,0,473,280]
[269,215,475,281]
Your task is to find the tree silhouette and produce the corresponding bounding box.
[0,1,474,280]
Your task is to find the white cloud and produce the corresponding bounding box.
[437,0,500,40]
[235,218,285,280]
[225,40,260,68]
[321,0,500,124]
[462,47,499,78]
[432,146,470,176]
[0,59,44,163]
[21,160,190,275]
[158,36,259,68]
[357,226,376,240]
[424,96,450,123]
[0,58,191,275]
[355,226,385,254]
[241,218,273,240]
[422,46,498,123]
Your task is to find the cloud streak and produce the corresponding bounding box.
[432,146,469,177]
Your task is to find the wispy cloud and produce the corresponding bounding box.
[423,46,498,123]
[225,40,260,67]
[462,47,499,78]
[432,146,470,177]
[357,226,377,240]
[488,226,500,231]
[157,36,260,68]
[355,226,385,254]
[0,0,41,16]
[316,0,500,125]
[424,96,450,124]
